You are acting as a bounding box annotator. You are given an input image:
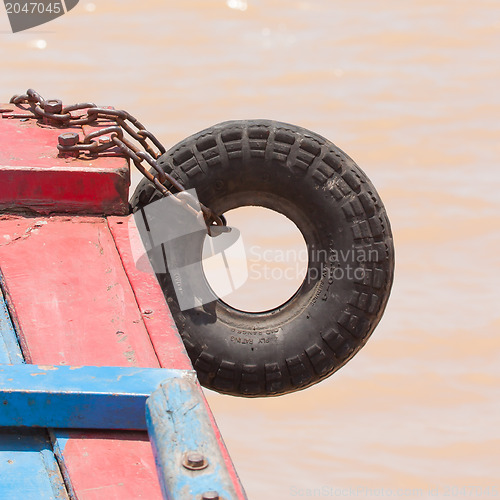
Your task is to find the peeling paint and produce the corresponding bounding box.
[0,223,43,247]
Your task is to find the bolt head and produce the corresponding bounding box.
[201,492,220,500]
[183,451,208,471]
[45,99,63,114]
[58,132,80,147]
[99,135,112,144]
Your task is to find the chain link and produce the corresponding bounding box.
[5,89,226,234]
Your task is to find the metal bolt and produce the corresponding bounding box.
[99,135,112,145]
[201,492,219,500]
[58,132,80,158]
[183,451,208,471]
[58,132,79,147]
[44,99,63,114]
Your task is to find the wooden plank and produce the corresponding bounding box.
[0,107,129,215]
[147,376,246,500]
[0,213,246,499]
[111,215,247,499]
[0,215,164,499]
[107,216,192,371]
[0,430,68,500]
[0,215,160,366]
[0,365,194,430]
[51,430,160,500]
[0,284,69,500]
[0,282,23,364]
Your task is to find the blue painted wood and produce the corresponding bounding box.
[0,364,194,430]
[0,286,69,499]
[1,283,245,499]
[0,430,67,500]
[0,287,23,364]
[146,375,244,500]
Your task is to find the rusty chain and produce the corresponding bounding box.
[5,89,226,234]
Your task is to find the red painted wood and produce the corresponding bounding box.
[0,215,164,499]
[0,107,129,215]
[109,216,247,499]
[55,431,161,500]
[0,214,245,499]
[107,216,192,371]
[0,111,246,498]
[0,216,159,367]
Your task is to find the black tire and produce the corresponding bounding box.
[130,120,394,397]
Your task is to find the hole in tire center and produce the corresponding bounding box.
[202,206,308,313]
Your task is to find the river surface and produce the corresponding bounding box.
[1,1,499,498]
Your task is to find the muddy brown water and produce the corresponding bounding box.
[1,1,499,498]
